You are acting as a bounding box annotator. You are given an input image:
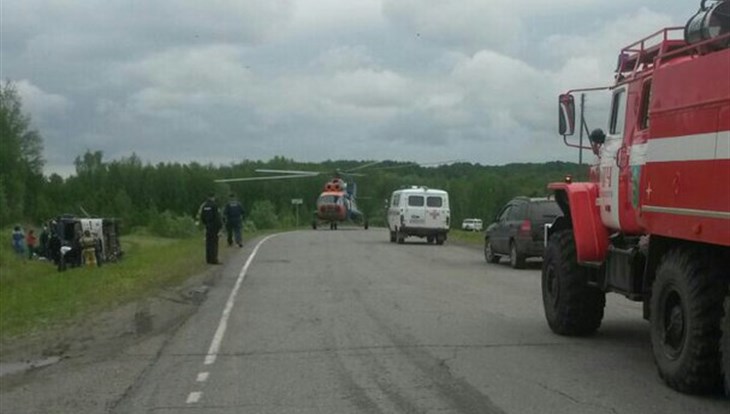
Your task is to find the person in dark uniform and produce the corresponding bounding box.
[223,193,245,247]
[198,193,222,264]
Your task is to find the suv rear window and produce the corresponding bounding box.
[426,196,443,207]
[408,195,424,207]
[531,201,561,220]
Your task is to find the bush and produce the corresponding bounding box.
[148,210,197,238]
[249,200,278,229]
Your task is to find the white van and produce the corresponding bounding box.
[461,218,483,231]
[387,186,450,244]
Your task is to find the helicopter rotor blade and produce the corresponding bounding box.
[255,169,321,176]
[214,174,319,183]
[342,160,384,172]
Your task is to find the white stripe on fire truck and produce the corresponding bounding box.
[642,205,730,220]
[645,131,730,163]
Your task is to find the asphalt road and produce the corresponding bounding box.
[115,229,728,414]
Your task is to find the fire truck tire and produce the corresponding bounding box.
[722,292,730,396]
[541,229,605,336]
[650,248,726,394]
[484,240,500,263]
[510,241,526,269]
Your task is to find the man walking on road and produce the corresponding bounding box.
[199,193,222,264]
[223,193,245,247]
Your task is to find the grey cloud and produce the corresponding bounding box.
[0,0,693,174]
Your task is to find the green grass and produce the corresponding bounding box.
[0,231,215,338]
[449,229,485,246]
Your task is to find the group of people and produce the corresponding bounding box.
[198,193,246,265]
[9,223,99,268]
[11,225,49,260]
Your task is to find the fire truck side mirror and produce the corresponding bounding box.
[558,94,575,136]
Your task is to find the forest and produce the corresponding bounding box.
[1,82,587,234]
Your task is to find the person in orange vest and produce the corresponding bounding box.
[80,230,97,267]
[26,229,38,259]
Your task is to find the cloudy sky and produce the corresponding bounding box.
[2,1,692,175]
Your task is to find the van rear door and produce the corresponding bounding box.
[424,194,446,229]
[404,193,427,228]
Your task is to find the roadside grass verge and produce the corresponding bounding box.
[0,231,214,339]
[449,229,484,246]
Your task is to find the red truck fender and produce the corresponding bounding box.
[548,182,609,263]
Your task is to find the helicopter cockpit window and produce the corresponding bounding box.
[318,195,340,204]
[408,195,425,207]
[426,196,443,207]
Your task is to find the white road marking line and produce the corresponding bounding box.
[186,391,202,404]
[196,372,209,382]
[204,234,278,366]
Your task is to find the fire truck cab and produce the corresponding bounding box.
[543,0,730,395]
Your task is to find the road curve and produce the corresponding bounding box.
[115,229,729,414]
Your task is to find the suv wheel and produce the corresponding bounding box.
[510,241,526,269]
[484,240,499,264]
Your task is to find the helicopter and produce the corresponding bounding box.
[214,164,377,230]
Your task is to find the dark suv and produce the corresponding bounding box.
[484,197,562,269]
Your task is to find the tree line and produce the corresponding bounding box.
[1,81,587,233]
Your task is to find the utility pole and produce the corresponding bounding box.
[578,93,586,165]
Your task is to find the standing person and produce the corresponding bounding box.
[39,225,49,258]
[11,226,25,257]
[80,230,97,267]
[198,193,222,264]
[223,193,245,247]
[26,229,38,259]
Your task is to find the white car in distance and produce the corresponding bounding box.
[461,218,483,231]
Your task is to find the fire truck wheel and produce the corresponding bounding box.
[650,248,726,394]
[510,241,526,269]
[541,229,605,336]
[722,292,730,396]
[484,240,499,263]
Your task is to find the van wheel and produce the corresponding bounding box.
[650,248,725,394]
[436,234,445,245]
[510,241,526,269]
[389,231,396,243]
[542,230,605,336]
[484,240,499,263]
[427,236,434,244]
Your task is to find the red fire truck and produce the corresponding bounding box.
[543,0,730,394]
